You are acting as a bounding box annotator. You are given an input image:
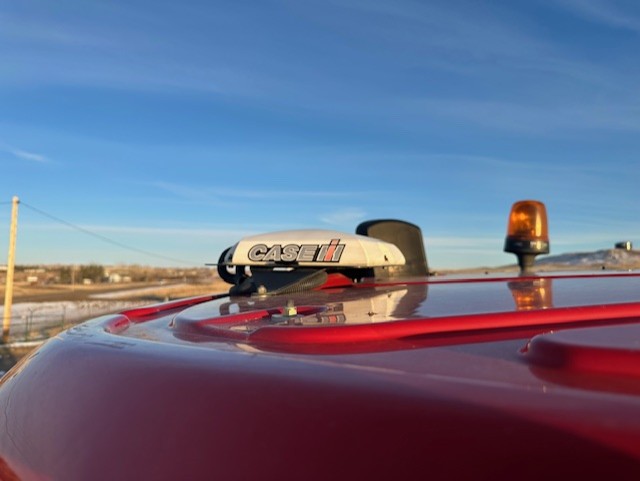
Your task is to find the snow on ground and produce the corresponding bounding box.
[5,299,149,341]
[537,248,640,268]
[90,283,188,299]
[3,282,218,342]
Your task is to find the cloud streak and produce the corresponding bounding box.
[0,142,50,163]
[320,208,367,226]
[11,149,49,163]
[25,222,256,239]
[149,181,362,203]
[403,97,640,135]
[555,0,640,32]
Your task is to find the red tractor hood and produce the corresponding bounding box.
[2,273,640,480]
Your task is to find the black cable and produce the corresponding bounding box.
[20,201,197,266]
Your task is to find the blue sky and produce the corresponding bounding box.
[1,0,639,269]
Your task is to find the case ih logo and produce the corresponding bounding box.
[248,239,345,263]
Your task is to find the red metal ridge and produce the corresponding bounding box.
[364,272,640,287]
[120,294,223,322]
[524,324,640,378]
[170,301,640,345]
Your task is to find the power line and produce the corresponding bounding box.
[19,201,197,266]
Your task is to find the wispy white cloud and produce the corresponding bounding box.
[314,0,548,60]
[0,142,50,163]
[0,4,252,95]
[2,0,638,131]
[291,0,640,137]
[4,2,331,100]
[0,12,113,47]
[149,181,360,202]
[320,208,367,226]
[404,97,640,134]
[426,237,500,249]
[11,148,49,163]
[555,0,640,32]
[24,222,256,239]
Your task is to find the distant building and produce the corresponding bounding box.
[615,241,633,251]
[109,273,122,283]
[107,273,133,283]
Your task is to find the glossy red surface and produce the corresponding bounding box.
[525,324,640,377]
[2,273,640,480]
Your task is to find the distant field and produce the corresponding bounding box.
[0,280,236,371]
[1,279,230,304]
[5,258,639,304]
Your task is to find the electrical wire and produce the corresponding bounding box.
[18,201,197,266]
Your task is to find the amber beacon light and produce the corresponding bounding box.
[504,200,550,273]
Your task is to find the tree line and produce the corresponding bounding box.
[58,264,105,284]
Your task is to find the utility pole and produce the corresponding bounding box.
[3,196,19,343]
